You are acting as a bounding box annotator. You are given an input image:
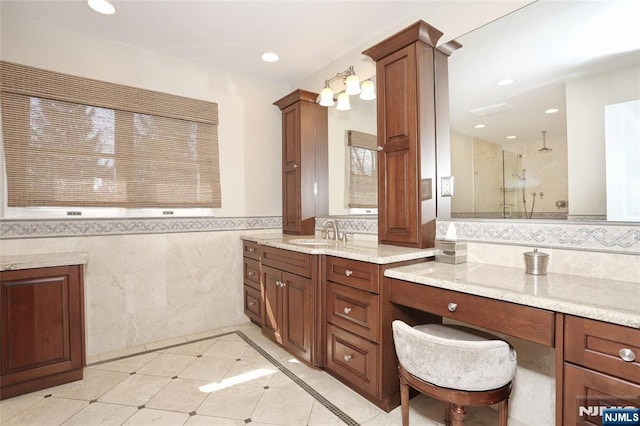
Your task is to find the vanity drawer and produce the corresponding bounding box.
[326,323,379,398]
[243,241,261,261]
[243,285,262,325]
[389,279,555,347]
[261,246,311,278]
[243,258,260,290]
[326,256,379,294]
[327,282,380,343]
[564,315,640,383]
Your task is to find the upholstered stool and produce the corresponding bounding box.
[392,320,517,426]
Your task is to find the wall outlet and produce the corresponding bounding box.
[441,176,454,197]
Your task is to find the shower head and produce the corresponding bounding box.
[538,130,552,152]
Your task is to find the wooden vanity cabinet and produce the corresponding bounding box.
[324,255,433,411]
[242,240,262,326]
[261,246,319,365]
[273,89,328,235]
[363,21,459,249]
[0,265,85,400]
[561,315,640,425]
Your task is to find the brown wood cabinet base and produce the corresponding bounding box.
[0,265,86,400]
[1,368,83,400]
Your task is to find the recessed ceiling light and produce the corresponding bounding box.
[474,124,486,129]
[87,0,115,15]
[496,79,514,86]
[506,135,517,139]
[261,52,279,63]
[545,108,559,114]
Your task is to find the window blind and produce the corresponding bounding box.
[1,61,221,209]
[347,130,378,208]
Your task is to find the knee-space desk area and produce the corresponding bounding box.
[384,262,640,425]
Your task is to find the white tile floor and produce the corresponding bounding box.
[0,322,521,425]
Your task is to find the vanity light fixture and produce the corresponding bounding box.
[506,135,517,139]
[317,66,375,110]
[87,0,115,15]
[474,124,486,129]
[545,108,559,114]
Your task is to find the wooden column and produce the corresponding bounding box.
[364,21,460,248]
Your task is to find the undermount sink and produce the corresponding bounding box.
[286,238,334,246]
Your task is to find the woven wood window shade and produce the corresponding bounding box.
[347,130,378,208]
[1,61,221,208]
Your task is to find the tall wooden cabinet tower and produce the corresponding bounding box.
[274,90,328,235]
[364,21,460,248]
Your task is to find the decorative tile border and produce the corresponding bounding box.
[437,219,640,255]
[0,216,281,239]
[3,214,639,255]
[316,216,378,235]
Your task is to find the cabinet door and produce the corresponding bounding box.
[564,363,640,425]
[261,265,283,344]
[377,45,420,246]
[282,104,302,234]
[1,266,84,398]
[282,271,312,363]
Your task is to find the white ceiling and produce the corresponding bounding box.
[0,0,532,85]
[2,0,638,148]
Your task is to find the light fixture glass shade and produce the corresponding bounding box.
[345,74,361,95]
[359,80,376,100]
[336,92,351,111]
[319,87,335,107]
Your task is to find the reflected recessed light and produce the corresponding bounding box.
[496,79,514,86]
[261,52,279,63]
[545,108,559,114]
[87,0,115,15]
[506,135,517,139]
[474,124,486,129]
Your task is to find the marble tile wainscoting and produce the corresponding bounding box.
[0,217,282,357]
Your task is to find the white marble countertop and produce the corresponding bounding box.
[385,262,640,329]
[0,252,89,271]
[241,234,435,264]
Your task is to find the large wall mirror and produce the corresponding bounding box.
[328,82,377,216]
[448,0,640,221]
[326,0,639,221]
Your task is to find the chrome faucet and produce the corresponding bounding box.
[322,220,339,240]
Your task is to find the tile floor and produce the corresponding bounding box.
[0,322,521,426]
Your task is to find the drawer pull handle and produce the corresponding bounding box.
[343,307,352,315]
[345,269,353,277]
[447,303,458,312]
[619,348,636,362]
[248,271,255,277]
[248,301,256,306]
[343,354,352,362]
[248,247,255,252]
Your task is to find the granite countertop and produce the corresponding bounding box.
[385,262,640,329]
[0,252,89,271]
[241,234,435,264]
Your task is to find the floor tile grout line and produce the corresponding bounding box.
[235,331,361,426]
[86,331,235,367]
[52,329,360,426]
